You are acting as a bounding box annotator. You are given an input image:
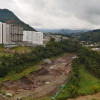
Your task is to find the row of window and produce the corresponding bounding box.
[11,33,23,35]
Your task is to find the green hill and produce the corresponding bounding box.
[73,29,100,42]
[0,9,36,31]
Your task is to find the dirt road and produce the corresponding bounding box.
[0,95,7,100]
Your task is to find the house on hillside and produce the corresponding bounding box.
[43,34,69,45]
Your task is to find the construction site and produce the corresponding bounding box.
[0,54,75,100]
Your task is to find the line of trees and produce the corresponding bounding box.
[78,48,100,78]
[62,47,100,98]
[64,58,80,98]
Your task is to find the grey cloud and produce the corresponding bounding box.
[0,0,100,29]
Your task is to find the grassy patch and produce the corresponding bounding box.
[79,65,100,95]
[56,65,100,99]
[0,46,31,56]
[0,47,10,56]
[11,46,31,53]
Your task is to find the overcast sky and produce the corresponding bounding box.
[0,0,100,29]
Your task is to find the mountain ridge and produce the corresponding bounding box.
[71,29,100,42]
[0,9,36,31]
[36,28,89,34]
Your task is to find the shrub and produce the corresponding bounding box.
[0,66,8,77]
[0,91,6,95]
[91,85,100,93]
[68,85,79,98]
[91,99,98,100]
[0,44,4,48]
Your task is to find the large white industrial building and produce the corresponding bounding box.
[23,31,43,45]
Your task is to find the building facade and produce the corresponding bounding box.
[23,31,43,45]
[0,22,23,46]
[8,24,23,45]
[0,22,3,44]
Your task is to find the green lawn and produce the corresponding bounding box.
[0,47,10,56]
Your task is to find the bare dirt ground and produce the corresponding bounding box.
[1,54,75,100]
[0,95,7,100]
[28,54,74,98]
[67,92,100,100]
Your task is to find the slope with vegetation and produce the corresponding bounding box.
[0,37,100,100]
[0,9,36,31]
[71,29,100,43]
[57,48,100,100]
[0,38,81,80]
[21,47,100,100]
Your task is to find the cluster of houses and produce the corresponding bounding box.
[0,22,69,47]
[43,34,69,44]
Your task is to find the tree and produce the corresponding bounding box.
[68,85,79,98]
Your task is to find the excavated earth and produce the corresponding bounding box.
[1,54,75,100]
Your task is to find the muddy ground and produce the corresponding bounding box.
[1,54,75,100]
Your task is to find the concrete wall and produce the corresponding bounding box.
[6,24,10,44]
[0,22,2,44]
[34,32,43,45]
[23,31,43,45]
[6,24,23,45]
[2,23,7,44]
[0,22,23,46]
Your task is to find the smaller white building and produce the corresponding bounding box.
[23,31,43,45]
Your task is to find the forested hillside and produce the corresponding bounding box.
[73,29,100,42]
[0,9,36,31]
[37,28,88,34]
[57,47,100,100]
